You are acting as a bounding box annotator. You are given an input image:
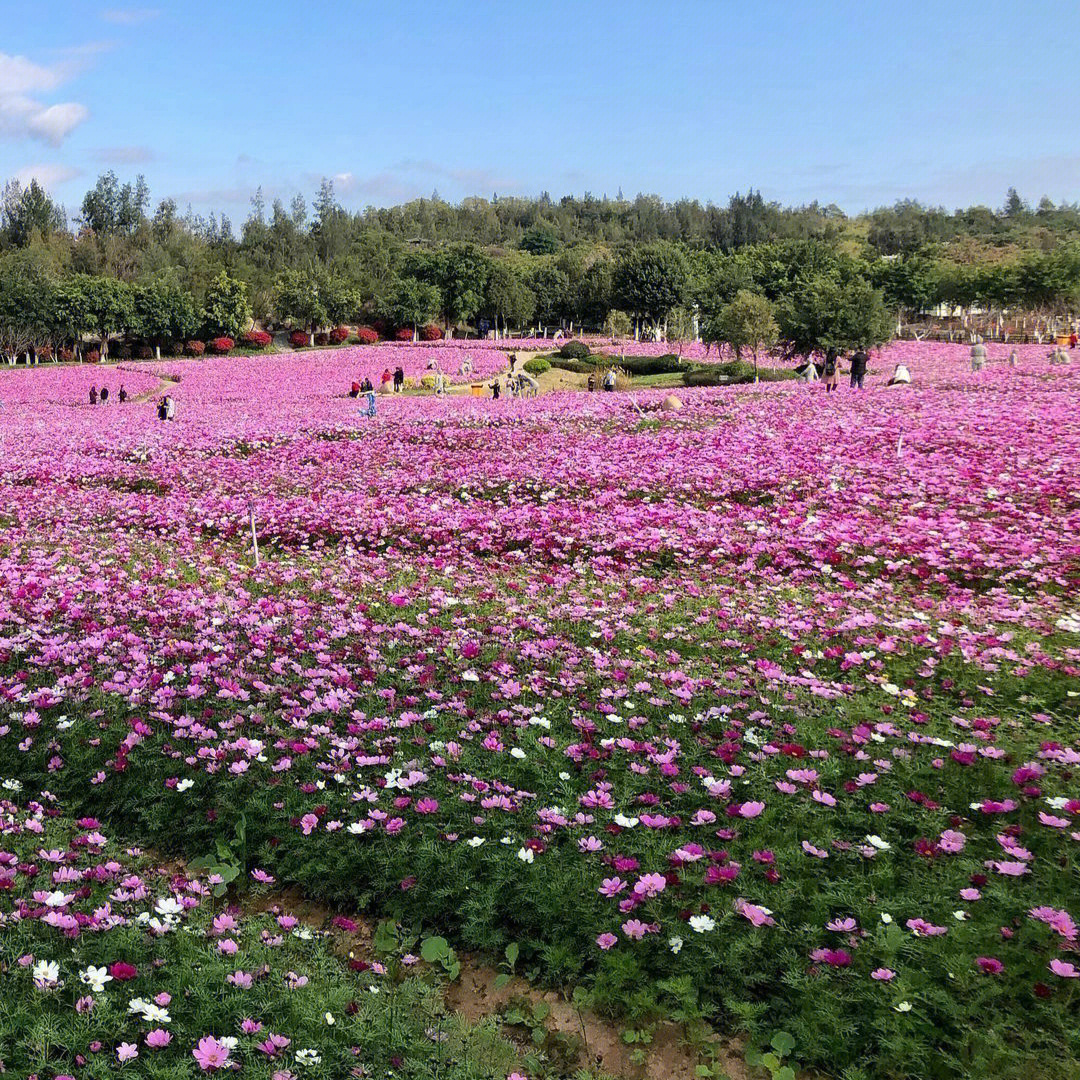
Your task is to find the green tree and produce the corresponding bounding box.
[203,271,251,339]
[777,276,892,362]
[78,274,134,358]
[612,242,690,338]
[702,290,779,381]
[520,223,559,255]
[274,266,329,343]
[132,274,199,351]
[483,262,536,336]
[384,277,441,339]
[1,179,66,247]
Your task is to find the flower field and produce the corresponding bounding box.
[0,344,1078,1079]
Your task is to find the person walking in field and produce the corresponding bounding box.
[490,378,501,400]
[89,386,98,405]
[100,386,109,403]
[1070,331,1077,349]
[394,366,405,392]
[849,350,868,390]
[118,384,127,403]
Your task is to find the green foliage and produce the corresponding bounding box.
[202,270,251,339]
[702,290,779,378]
[558,340,591,360]
[132,272,199,345]
[612,242,690,330]
[523,357,550,375]
[776,276,893,359]
[520,223,560,255]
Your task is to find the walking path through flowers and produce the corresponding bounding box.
[0,341,1077,1080]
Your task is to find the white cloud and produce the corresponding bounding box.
[12,163,82,189]
[0,51,90,146]
[101,7,161,24]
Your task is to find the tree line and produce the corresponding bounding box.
[1,173,1078,363]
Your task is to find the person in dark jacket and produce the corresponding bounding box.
[118,384,128,403]
[89,386,98,405]
[394,366,405,391]
[99,386,109,403]
[849,350,868,389]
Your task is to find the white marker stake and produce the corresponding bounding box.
[250,506,260,568]
[897,431,904,457]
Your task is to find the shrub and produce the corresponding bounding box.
[558,339,591,360]
[57,347,74,362]
[185,339,206,356]
[136,345,154,360]
[36,345,53,362]
[209,336,235,355]
[550,355,596,374]
[288,330,309,349]
[84,348,101,363]
[421,323,443,341]
[329,325,350,345]
[115,343,132,360]
[243,329,273,350]
[395,327,414,341]
[524,357,550,375]
[610,353,684,376]
[314,332,329,346]
[356,326,379,345]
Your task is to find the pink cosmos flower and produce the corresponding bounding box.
[117,1043,139,1062]
[975,956,1004,974]
[938,830,966,853]
[146,1029,172,1049]
[870,968,895,980]
[596,933,618,950]
[1049,959,1079,978]
[598,877,625,897]
[738,801,765,818]
[193,1036,232,1070]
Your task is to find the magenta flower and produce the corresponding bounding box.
[596,933,618,950]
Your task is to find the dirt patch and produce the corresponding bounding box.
[239,886,747,1079]
[446,961,749,1080]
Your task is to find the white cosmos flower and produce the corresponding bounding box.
[80,965,113,992]
[176,779,194,792]
[689,915,716,933]
[155,896,183,917]
[865,835,891,851]
[467,837,485,847]
[510,748,526,760]
[516,847,534,864]
[669,936,683,954]
[32,959,60,988]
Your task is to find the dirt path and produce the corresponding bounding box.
[241,885,749,1080]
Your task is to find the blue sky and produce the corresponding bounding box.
[2,0,1077,222]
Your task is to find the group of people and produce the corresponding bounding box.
[88,384,127,405]
[795,350,872,390]
[156,394,176,421]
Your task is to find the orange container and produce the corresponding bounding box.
[469,383,485,397]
